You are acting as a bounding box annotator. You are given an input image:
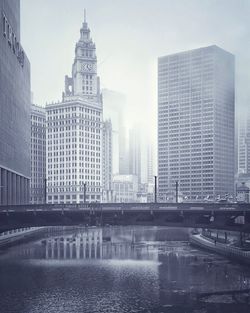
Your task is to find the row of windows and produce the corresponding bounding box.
[47,107,101,115]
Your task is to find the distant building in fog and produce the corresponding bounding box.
[119,126,129,175]
[102,119,113,202]
[128,128,141,184]
[46,13,102,204]
[30,104,46,204]
[245,113,250,175]
[158,45,235,201]
[237,111,250,188]
[113,174,138,202]
[238,117,247,174]
[0,0,30,205]
[147,143,154,185]
[102,89,127,175]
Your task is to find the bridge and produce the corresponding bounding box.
[0,202,250,232]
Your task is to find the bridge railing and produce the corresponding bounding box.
[0,202,249,212]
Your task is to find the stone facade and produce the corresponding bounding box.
[46,12,103,204]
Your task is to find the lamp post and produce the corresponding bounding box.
[44,178,47,204]
[83,183,87,203]
[175,181,179,203]
[154,176,157,203]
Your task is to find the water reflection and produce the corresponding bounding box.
[0,226,250,313]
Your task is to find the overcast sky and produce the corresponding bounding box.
[21,0,250,133]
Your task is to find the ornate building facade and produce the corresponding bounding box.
[46,12,103,204]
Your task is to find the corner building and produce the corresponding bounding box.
[46,14,102,204]
[0,0,30,205]
[158,46,235,200]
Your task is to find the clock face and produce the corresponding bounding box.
[82,63,93,72]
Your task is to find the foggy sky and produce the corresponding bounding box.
[21,0,250,133]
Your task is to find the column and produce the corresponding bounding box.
[63,238,67,259]
[93,241,96,259]
[51,240,55,259]
[83,238,86,259]
[20,176,24,204]
[57,240,61,259]
[76,237,80,259]
[16,175,20,204]
[2,169,7,205]
[12,173,16,205]
[45,241,49,259]
[27,178,30,204]
[0,168,1,205]
[7,170,11,205]
[69,242,73,259]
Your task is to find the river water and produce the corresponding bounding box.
[0,226,250,313]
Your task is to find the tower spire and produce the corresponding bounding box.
[84,8,86,23]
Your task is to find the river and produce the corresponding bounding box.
[0,226,250,313]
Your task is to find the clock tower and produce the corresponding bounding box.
[64,10,100,101]
[47,11,104,205]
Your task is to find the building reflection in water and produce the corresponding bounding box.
[42,228,158,262]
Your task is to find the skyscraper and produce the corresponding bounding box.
[237,117,247,174]
[0,0,30,205]
[158,45,235,201]
[30,104,46,204]
[128,128,141,184]
[147,143,154,185]
[245,114,250,175]
[102,89,127,175]
[46,12,103,204]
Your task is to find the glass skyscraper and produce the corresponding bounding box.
[158,45,235,201]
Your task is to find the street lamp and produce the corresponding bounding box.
[154,176,157,203]
[83,182,87,203]
[175,181,179,203]
[44,178,47,204]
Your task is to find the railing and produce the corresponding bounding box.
[0,202,249,212]
[0,227,44,239]
[191,234,250,261]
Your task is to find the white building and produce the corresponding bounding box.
[46,12,103,204]
[113,174,138,203]
[30,104,46,204]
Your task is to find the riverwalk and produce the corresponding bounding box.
[0,227,45,248]
[190,233,250,265]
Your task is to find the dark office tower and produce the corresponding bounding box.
[158,46,235,201]
[0,0,31,205]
